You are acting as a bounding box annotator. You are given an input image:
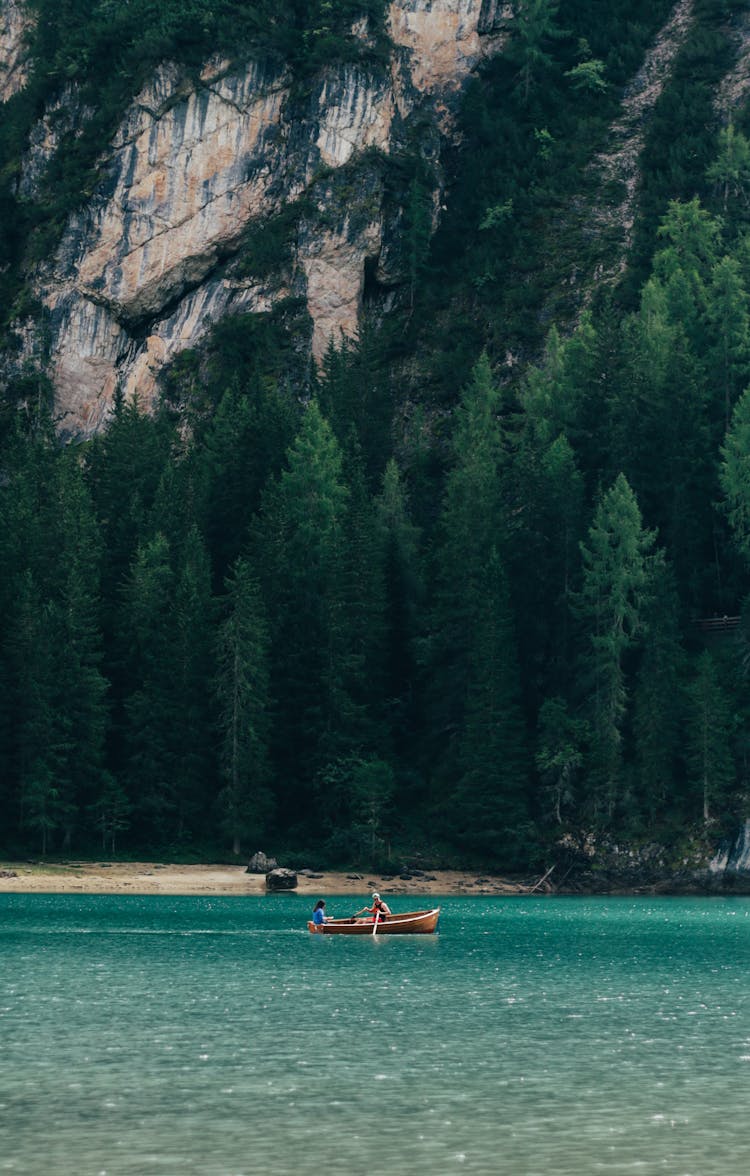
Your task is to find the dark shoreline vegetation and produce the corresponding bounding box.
[3,1,750,875]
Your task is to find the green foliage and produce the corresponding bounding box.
[375,459,423,767]
[508,0,566,105]
[706,122,750,213]
[631,567,684,824]
[574,475,660,822]
[88,773,131,855]
[214,557,272,856]
[625,4,735,299]
[235,208,301,282]
[425,355,531,859]
[720,385,750,565]
[684,650,735,824]
[536,697,589,826]
[565,39,607,94]
[316,754,395,861]
[253,401,355,822]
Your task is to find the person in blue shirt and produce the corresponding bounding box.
[312,900,328,926]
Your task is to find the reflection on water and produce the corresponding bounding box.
[2,894,750,1174]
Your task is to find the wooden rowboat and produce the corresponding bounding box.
[307,908,440,935]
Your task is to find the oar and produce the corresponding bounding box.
[372,909,379,936]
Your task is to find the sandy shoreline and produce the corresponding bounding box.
[0,860,533,898]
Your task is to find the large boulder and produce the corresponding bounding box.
[266,867,298,891]
[246,851,277,874]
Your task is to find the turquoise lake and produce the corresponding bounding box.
[2,894,750,1175]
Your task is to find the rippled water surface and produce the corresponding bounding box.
[2,893,750,1174]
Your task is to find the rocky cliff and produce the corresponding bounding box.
[2,0,510,437]
[0,0,31,104]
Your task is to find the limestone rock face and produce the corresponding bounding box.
[68,60,289,325]
[300,212,384,360]
[0,0,32,103]
[19,86,95,200]
[709,820,750,877]
[14,1,509,436]
[387,0,509,96]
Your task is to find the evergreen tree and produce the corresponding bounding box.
[429,353,505,756]
[404,173,433,309]
[120,533,179,839]
[199,380,297,585]
[429,354,530,856]
[0,423,109,852]
[214,557,271,856]
[508,0,564,105]
[574,474,658,824]
[720,384,750,565]
[149,446,208,565]
[631,565,684,825]
[535,696,588,827]
[85,393,175,784]
[255,401,352,826]
[684,650,735,824]
[171,524,215,839]
[337,442,388,756]
[88,773,131,855]
[85,392,175,613]
[706,122,750,214]
[315,753,396,862]
[453,547,530,862]
[655,198,721,282]
[609,278,713,606]
[0,423,54,843]
[706,254,750,432]
[375,459,422,762]
[511,392,585,702]
[316,324,395,486]
[49,454,109,849]
[653,199,720,352]
[5,573,60,853]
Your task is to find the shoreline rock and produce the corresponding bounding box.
[265,867,298,891]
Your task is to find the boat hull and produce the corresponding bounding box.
[307,908,440,935]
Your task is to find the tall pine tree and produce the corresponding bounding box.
[574,474,658,824]
[214,557,271,856]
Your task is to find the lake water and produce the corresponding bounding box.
[2,894,750,1175]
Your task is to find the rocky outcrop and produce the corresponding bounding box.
[715,5,750,116]
[0,0,32,104]
[299,203,384,360]
[72,63,285,324]
[388,0,508,100]
[551,825,750,894]
[246,851,278,874]
[13,0,510,437]
[265,867,298,891]
[580,0,697,290]
[19,86,95,200]
[709,820,750,878]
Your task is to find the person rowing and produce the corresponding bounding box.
[355,891,391,922]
